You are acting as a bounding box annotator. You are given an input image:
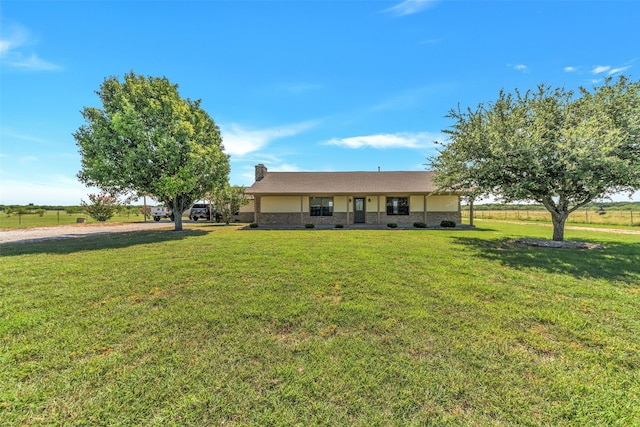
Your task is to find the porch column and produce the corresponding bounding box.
[300,196,304,225]
[377,196,381,225]
[254,196,259,224]
[423,195,427,223]
[469,198,474,227]
[347,196,350,225]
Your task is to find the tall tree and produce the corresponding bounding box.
[430,76,640,241]
[207,185,249,225]
[74,72,229,231]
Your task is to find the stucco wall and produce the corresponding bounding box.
[427,195,458,212]
[238,199,254,213]
[252,194,461,226]
[261,196,304,213]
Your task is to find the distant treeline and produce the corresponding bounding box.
[0,204,148,213]
[2,201,639,212]
[463,201,640,211]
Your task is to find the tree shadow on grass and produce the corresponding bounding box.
[0,229,210,257]
[451,236,640,284]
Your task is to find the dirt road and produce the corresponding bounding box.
[1,220,637,246]
[0,222,174,245]
[493,221,640,235]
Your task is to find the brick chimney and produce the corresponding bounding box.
[255,164,268,181]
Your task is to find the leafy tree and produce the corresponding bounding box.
[208,185,249,225]
[430,76,640,241]
[74,72,229,231]
[82,193,121,222]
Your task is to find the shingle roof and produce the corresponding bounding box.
[246,171,449,195]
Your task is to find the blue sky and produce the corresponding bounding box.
[1,0,638,205]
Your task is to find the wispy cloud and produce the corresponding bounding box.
[325,132,441,150]
[230,157,303,186]
[221,121,318,156]
[0,21,61,71]
[0,127,52,144]
[384,0,439,17]
[8,53,60,71]
[564,66,578,72]
[592,65,611,74]
[608,65,631,75]
[510,64,528,73]
[0,175,99,205]
[19,156,39,165]
[370,84,452,113]
[592,63,633,76]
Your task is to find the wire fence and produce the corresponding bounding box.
[0,210,157,229]
[462,209,638,227]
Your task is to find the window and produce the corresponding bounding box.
[310,197,333,216]
[386,197,409,215]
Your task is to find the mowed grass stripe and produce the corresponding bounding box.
[1,222,639,426]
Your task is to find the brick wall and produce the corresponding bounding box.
[253,211,460,226]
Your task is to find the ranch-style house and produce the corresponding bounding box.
[236,164,466,227]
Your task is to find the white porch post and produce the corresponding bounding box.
[254,196,259,224]
[347,196,350,225]
[424,195,427,223]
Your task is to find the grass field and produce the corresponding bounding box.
[0,210,157,229]
[3,208,638,230]
[463,209,640,227]
[1,221,639,425]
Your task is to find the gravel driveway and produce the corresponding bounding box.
[0,221,175,245]
[2,221,637,246]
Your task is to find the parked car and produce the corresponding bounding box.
[150,206,174,221]
[189,203,222,222]
[189,203,211,221]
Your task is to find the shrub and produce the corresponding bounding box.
[413,222,427,228]
[440,220,456,228]
[305,223,315,229]
[335,224,344,229]
[82,193,121,222]
[387,223,398,228]
[249,223,259,228]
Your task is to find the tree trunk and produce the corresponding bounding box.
[174,211,183,231]
[172,197,183,232]
[550,211,568,241]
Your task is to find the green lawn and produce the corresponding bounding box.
[1,221,639,426]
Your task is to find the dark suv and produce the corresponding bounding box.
[189,203,211,221]
[189,203,222,222]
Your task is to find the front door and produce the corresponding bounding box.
[354,198,365,223]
